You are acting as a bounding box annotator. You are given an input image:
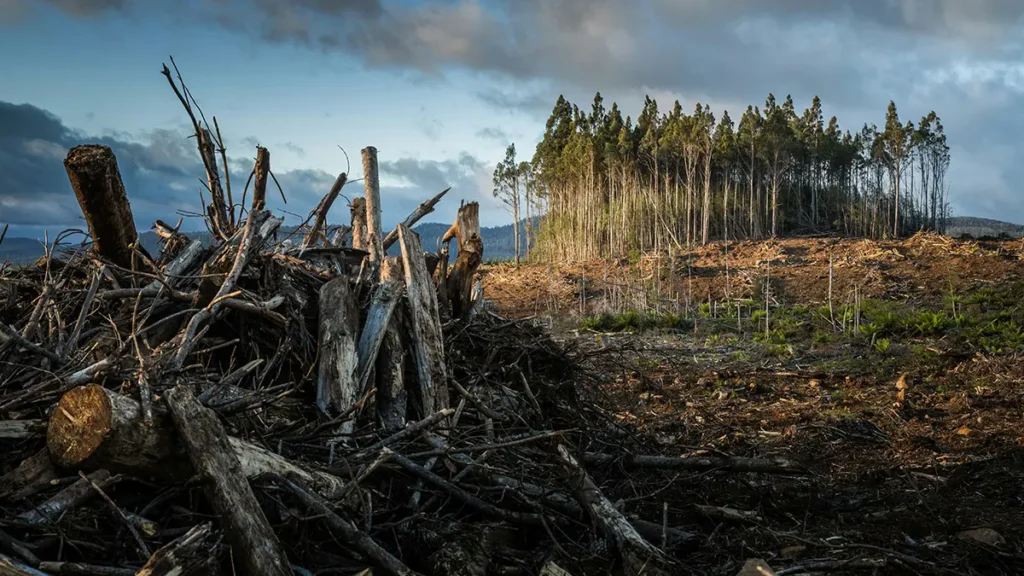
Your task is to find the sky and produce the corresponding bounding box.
[2,0,1024,240]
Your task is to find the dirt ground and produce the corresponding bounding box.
[480,234,1024,575]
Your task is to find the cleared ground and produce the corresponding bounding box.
[481,233,1024,574]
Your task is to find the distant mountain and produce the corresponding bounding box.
[945,216,1024,239]
[0,221,530,265]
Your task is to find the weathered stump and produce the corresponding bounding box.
[443,202,483,319]
[362,146,384,264]
[317,278,360,418]
[397,225,450,416]
[64,145,139,269]
[351,197,368,251]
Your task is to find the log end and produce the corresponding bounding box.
[63,144,116,170]
[47,384,112,469]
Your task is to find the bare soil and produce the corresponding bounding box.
[481,234,1024,575]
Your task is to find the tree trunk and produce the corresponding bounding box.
[396,225,449,416]
[317,278,360,418]
[251,146,269,212]
[165,386,292,576]
[64,145,139,269]
[442,202,483,320]
[377,257,408,431]
[46,385,347,497]
[351,197,368,251]
[362,146,385,264]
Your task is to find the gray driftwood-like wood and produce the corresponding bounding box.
[350,197,368,252]
[397,225,449,416]
[356,280,404,391]
[165,386,292,576]
[270,474,422,576]
[317,278,360,417]
[362,146,385,264]
[0,449,56,500]
[18,470,115,526]
[0,420,44,439]
[63,145,139,269]
[443,202,483,319]
[382,187,451,251]
[377,258,408,430]
[46,385,346,498]
[36,562,133,576]
[302,172,347,250]
[0,553,49,576]
[557,444,669,575]
[136,522,222,576]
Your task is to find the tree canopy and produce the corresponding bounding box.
[506,92,951,262]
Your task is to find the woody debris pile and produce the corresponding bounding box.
[0,61,807,576]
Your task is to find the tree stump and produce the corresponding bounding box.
[443,202,483,319]
[64,145,139,269]
[351,197,368,251]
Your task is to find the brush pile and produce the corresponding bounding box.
[0,62,809,576]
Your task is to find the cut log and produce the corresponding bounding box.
[136,522,222,576]
[251,146,269,212]
[46,385,346,498]
[64,145,138,269]
[362,146,384,264]
[397,225,449,416]
[557,444,670,575]
[442,202,483,319]
[0,449,57,500]
[164,386,292,576]
[377,257,408,431]
[351,197,368,252]
[356,281,404,392]
[317,278,360,418]
[0,420,45,439]
[18,469,115,526]
[382,187,451,251]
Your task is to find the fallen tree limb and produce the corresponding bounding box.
[165,386,293,576]
[582,452,805,475]
[382,187,451,251]
[557,445,671,575]
[136,522,222,576]
[265,474,422,576]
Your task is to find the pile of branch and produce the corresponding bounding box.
[0,61,805,576]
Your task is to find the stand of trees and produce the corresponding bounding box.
[494,92,952,262]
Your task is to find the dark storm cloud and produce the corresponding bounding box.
[0,101,496,238]
[18,0,1024,223]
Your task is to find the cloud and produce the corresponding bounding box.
[17,0,1024,223]
[475,126,511,144]
[0,100,498,238]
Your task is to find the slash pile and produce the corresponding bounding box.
[0,62,804,576]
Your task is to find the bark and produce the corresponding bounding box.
[316,278,360,417]
[251,146,269,212]
[46,385,346,498]
[442,202,483,320]
[64,145,139,269]
[164,387,292,576]
[396,225,449,416]
[377,258,408,431]
[350,197,368,252]
[382,187,451,251]
[356,281,404,392]
[136,522,222,576]
[557,445,670,576]
[362,146,385,264]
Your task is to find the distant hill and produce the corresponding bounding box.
[945,216,1024,239]
[0,221,530,265]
